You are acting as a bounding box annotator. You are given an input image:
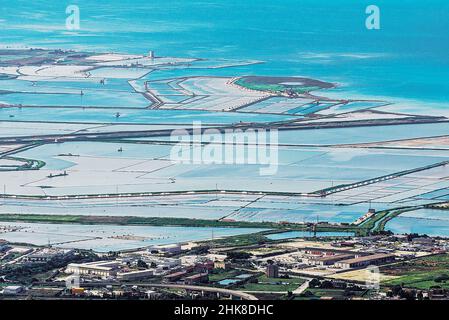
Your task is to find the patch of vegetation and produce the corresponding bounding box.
[382,254,449,290]
[209,270,240,282]
[0,156,46,172]
[204,233,270,247]
[0,214,278,229]
[240,275,305,292]
[356,207,417,236]
[308,288,348,298]
[0,250,98,284]
[234,76,332,95]
[235,78,319,94]
[427,203,449,211]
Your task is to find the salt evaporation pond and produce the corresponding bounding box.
[131,122,449,145]
[386,217,449,238]
[0,107,295,124]
[0,91,151,108]
[385,208,449,237]
[266,231,354,240]
[0,222,268,252]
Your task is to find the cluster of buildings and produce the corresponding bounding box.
[1,285,26,296]
[250,246,396,276]
[248,234,449,277]
[3,229,449,300]
[302,247,395,269]
[162,259,216,285]
[66,256,181,281]
[0,241,75,266]
[63,244,231,287]
[24,248,74,263]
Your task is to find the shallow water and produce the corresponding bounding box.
[386,215,449,238]
[0,90,150,108]
[132,122,449,145]
[266,231,354,240]
[0,221,268,252]
[1,0,448,111]
[0,107,294,124]
[0,1,448,238]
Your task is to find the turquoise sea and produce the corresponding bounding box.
[0,0,448,111]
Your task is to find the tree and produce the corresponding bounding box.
[192,246,210,255]
[137,260,149,269]
[434,274,449,283]
[300,290,315,298]
[227,251,251,261]
[321,280,334,289]
[400,289,416,300]
[391,285,403,296]
[309,278,321,288]
[343,288,354,297]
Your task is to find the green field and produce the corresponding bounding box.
[356,207,417,236]
[308,288,348,298]
[234,78,318,94]
[382,254,449,290]
[0,214,279,229]
[209,270,240,282]
[240,275,305,292]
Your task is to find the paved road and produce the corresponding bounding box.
[136,283,258,300]
[35,281,258,300]
[293,280,311,295]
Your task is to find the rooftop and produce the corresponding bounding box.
[338,253,395,265]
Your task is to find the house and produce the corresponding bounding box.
[163,270,188,282]
[2,286,25,295]
[149,244,182,255]
[66,261,120,277]
[307,254,356,266]
[335,253,395,269]
[184,273,209,285]
[214,260,231,270]
[117,269,153,281]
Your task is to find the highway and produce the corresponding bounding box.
[37,281,258,300]
[135,283,258,300]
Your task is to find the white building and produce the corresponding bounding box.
[66,261,120,277]
[145,290,157,299]
[149,243,182,255]
[2,286,25,295]
[144,256,181,270]
[335,253,395,269]
[25,248,73,263]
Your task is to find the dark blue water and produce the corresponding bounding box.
[1,0,448,108]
